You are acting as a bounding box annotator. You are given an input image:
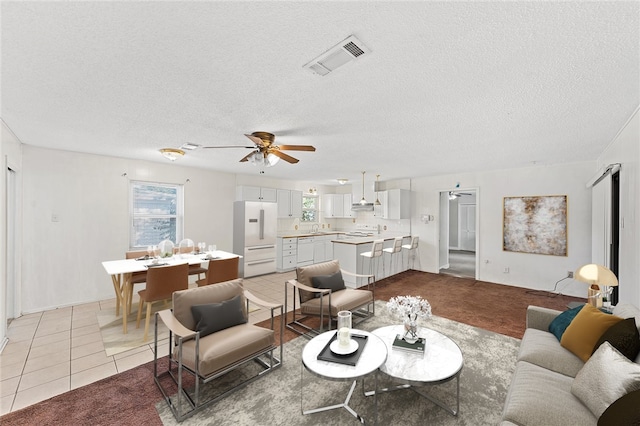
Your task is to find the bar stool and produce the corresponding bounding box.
[402,236,420,270]
[383,237,403,275]
[360,239,384,280]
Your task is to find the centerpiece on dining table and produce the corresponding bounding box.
[386,295,432,344]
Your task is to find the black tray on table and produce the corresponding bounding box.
[317,332,368,366]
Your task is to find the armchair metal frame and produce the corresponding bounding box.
[285,269,375,338]
[153,288,283,422]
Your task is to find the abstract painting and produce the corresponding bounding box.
[503,195,567,256]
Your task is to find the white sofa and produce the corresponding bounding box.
[501,303,640,425]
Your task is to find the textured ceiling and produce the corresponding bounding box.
[2,1,638,184]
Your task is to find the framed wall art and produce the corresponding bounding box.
[503,195,568,256]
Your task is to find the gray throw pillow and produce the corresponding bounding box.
[311,270,346,294]
[190,294,247,338]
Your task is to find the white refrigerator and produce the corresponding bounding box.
[233,201,277,277]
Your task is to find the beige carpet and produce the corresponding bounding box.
[98,301,262,357]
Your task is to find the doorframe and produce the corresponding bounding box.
[437,188,480,279]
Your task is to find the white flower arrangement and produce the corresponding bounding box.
[386,295,432,322]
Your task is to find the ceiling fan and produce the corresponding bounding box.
[201,131,316,167]
[448,191,473,200]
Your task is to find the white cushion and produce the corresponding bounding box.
[571,341,640,418]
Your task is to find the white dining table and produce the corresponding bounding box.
[102,250,242,334]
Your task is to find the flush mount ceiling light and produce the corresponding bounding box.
[337,178,349,185]
[303,35,370,76]
[159,148,185,161]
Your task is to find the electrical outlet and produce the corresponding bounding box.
[567,271,574,278]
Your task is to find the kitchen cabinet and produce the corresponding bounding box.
[387,189,411,219]
[322,194,343,218]
[323,194,353,218]
[373,191,387,218]
[236,186,277,202]
[342,194,353,217]
[312,234,335,263]
[276,237,297,272]
[277,189,302,218]
[374,189,410,219]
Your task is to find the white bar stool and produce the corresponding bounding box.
[360,239,384,280]
[383,237,403,276]
[402,236,420,270]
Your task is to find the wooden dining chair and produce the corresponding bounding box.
[196,257,240,287]
[174,246,208,280]
[125,250,149,314]
[136,262,189,341]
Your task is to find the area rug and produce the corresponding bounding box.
[156,301,520,425]
[98,301,263,357]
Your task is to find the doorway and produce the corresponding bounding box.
[439,190,478,279]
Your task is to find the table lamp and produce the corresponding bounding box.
[574,264,618,308]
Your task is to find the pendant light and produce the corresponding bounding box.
[375,174,381,206]
[360,171,367,205]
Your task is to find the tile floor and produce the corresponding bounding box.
[0,271,297,415]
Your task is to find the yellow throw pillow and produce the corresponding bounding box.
[560,304,623,362]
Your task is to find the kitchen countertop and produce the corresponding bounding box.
[331,233,411,245]
[277,231,343,239]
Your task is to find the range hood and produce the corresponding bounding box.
[351,202,374,212]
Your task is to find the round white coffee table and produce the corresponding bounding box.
[369,324,463,416]
[301,329,387,423]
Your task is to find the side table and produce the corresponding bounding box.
[301,329,387,423]
[368,325,463,416]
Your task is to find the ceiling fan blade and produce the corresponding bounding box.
[270,150,299,164]
[276,145,316,152]
[244,134,265,147]
[239,151,256,162]
[202,145,254,149]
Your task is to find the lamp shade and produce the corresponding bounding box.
[574,264,618,287]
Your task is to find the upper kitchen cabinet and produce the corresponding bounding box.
[324,193,351,218]
[342,194,353,218]
[236,186,277,202]
[322,194,343,218]
[277,189,303,218]
[376,189,410,219]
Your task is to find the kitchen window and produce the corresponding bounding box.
[302,194,318,222]
[130,181,184,248]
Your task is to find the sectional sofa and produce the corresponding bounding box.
[501,303,640,425]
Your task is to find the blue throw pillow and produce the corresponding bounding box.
[549,305,584,341]
[191,294,247,338]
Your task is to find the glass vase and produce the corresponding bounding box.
[403,317,418,344]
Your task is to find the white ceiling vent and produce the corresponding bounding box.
[303,35,370,76]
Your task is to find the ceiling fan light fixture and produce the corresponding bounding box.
[448,191,457,200]
[159,148,185,161]
[266,153,280,167]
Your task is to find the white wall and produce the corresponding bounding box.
[410,162,596,298]
[597,107,640,308]
[1,121,24,348]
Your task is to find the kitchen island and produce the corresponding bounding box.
[332,234,411,287]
